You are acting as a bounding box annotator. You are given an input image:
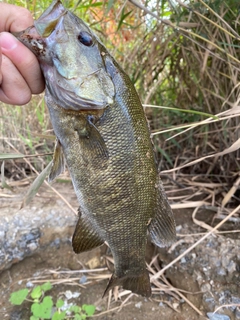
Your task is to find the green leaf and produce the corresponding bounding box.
[156,146,173,166]
[21,160,53,208]
[9,288,29,305]
[74,314,82,320]
[117,9,132,31]
[31,286,42,300]
[31,296,53,319]
[69,305,81,314]
[56,299,64,308]
[41,282,53,293]
[30,316,39,320]
[82,304,96,316]
[52,310,66,320]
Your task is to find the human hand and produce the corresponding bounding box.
[0,3,44,105]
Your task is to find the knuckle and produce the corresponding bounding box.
[18,7,33,22]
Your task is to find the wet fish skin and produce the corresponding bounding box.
[15,0,176,297]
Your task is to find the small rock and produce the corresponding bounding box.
[71,292,80,298]
[176,225,182,232]
[96,306,102,312]
[207,312,230,320]
[79,275,88,284]
[26,281,34,288]
[65,290,73,300]
[181,257,186,263]
[235,306,240,319]
[172,303,179,310]
[27,243,38,251]
[217,268,226,276]
[135,302,142,308]
[0,231,5,241]
[64,290,80,300]
[227,261,236,273]
[10,310,23,320]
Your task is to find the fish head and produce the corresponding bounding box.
[16,0,115,111]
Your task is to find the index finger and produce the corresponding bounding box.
[0,3,34,32]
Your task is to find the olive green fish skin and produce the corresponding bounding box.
[15,0,176,297]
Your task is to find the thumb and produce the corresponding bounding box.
[0,32,24,65]
[0,32,44,95]
[0,48,2,85]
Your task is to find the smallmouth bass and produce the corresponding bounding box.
[15,0,176,297]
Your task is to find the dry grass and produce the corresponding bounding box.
[125,0,240,185]
[1,0,240,317]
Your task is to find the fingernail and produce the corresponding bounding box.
[0,33,18,51]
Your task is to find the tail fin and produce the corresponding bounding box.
[103,271,151,298]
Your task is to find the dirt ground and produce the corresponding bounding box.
[0,182,239,320]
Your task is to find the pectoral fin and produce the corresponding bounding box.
[74,116,109,160]
[48,139,65,182]
[72,209,104,253]
[148,179,176,247]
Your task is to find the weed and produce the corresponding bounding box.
[9,282,96,320]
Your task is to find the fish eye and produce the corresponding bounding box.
[78,31,93,46]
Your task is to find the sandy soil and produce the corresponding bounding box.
[0,182,239,320]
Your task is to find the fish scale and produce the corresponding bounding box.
[15,0,176,297]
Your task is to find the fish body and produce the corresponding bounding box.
[16,0,176,297]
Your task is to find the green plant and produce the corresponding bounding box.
[9,282,96,320]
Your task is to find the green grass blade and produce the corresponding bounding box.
[21,160,53,208]
[0,153,25,160]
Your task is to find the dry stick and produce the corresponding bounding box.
[198,0,240,39]
[176,0,240,39]
[213,303,240,314]
[152,204,240,280]
[148,264,203,316]
[178,229,240,237]
[91,304,132,318]
[5,140,77,215]
[128,0,240,65]
[161,274,203,316]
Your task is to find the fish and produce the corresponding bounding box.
[15,0,176,297]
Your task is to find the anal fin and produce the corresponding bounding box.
[72,209,104,253]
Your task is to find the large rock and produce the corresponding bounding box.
[0,183,77,271]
